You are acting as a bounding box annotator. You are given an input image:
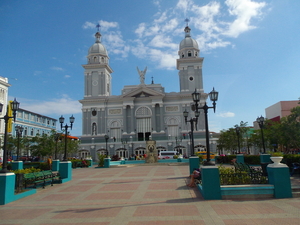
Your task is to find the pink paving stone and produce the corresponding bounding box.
[148,182,178,190]
[77,180,105,184]
[287,201,300,209]
[52,207,122,219]
[212,203,285,215]
[59,185,95,192]
[1,208,51,219]
[42,223,109,225]
[38,194,78,201]
[109,179,144,183]
[122,173,149,177]
[85,192,134,200]
[129,220,205,225]
[223,218,300,225]
[143,191,180,199]
[133,205,199,217]
[98,183,140,191]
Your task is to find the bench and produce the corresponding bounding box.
[23,170,60,189]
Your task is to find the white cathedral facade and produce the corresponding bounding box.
[78,25,217,160]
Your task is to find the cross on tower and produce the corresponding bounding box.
[184,18,190,26]
[96,23,101,32]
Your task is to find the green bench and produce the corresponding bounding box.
[23,170,60,189]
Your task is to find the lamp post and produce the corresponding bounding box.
[104,134,109,156]
[257,115,266,154]
[235,126,241,154]
[59,115,75,161]
[184,88,218,164]
[54,133,61,160]
[15,125,24,161]
[0,98,20,173]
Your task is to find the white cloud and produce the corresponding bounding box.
[64,75,71,78]
[19,95,81,115]
[82,21,95,29]
[218,112,235,118]
[83,0,267,70]
[223,0,266,37]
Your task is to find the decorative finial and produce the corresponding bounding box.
[96,23,101,32]
[151,76,154,84]
[184,18,190,26]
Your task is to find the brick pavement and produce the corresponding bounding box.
[0,164,299,225]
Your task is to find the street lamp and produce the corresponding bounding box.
[104,134,109,156]
[59,115,75,161]
[184,88,218,164]
[256,115,266,154]
[54,133,61,159]
[0,98,20,173]
[235,126,241,154]
[15,125,24,161]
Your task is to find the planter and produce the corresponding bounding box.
[269,156,285,167]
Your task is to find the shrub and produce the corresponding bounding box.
[98,154,105,167]
[244,155,260,165]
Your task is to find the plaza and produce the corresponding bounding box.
[1,164,299,225]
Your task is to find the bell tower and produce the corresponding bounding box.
[82,26,113,97]
[176,20,204,93]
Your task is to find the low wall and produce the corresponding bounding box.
[220,184,274,200]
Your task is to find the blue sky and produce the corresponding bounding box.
[0,0,299,137]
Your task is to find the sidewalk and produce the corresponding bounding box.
[0,164,299,225]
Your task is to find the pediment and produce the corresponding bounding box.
[122,86,165,98]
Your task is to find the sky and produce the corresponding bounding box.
[0,0,299,137]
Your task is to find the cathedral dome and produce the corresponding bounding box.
[88,32,108,56]
[179,26,199,51]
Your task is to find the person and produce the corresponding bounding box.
[47,156,52,170]
[187,168,201,188]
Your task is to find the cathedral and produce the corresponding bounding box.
[78,24,217,160]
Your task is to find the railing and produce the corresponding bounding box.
[220,172,268,185]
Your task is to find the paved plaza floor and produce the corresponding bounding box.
[1,164,300,225]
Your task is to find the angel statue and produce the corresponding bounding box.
[137,66,147,85]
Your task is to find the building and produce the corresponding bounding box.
[79,24,218,160]
[13,108,57,137]
[0,76,11,159]
[265,101,299,122]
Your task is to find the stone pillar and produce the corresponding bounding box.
[236,154,244,164]
[260,154,271,163]
[267,163,292,198]
[130,105,134,133]
[52,160,60,171]
[0,173,15,205]
[59,161,72,183]
[200,166,222,200]
[12,161,23,171]
[0,173,37,205]
[189,156,199,175]
[104,158,110,168]
[145,140,157,163]
[160,106,164,132]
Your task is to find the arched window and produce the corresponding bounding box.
[188,51,192,57]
